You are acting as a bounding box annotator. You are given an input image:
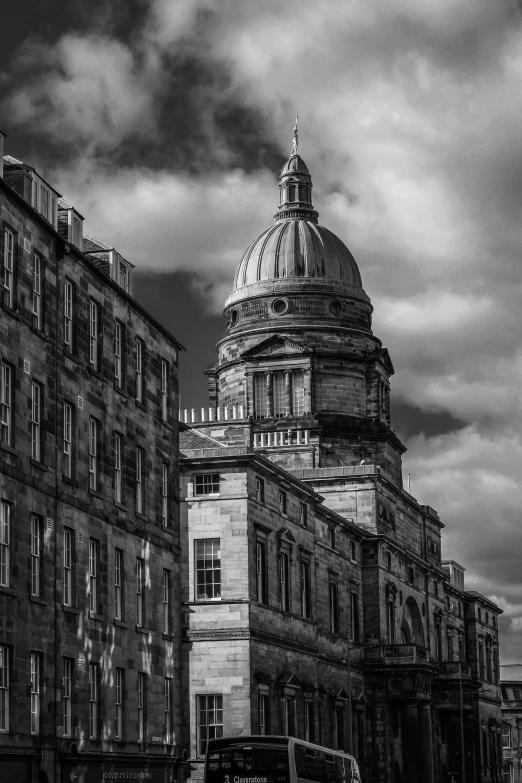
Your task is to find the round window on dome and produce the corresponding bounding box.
[329,300,342,317]
[271,298,289,316]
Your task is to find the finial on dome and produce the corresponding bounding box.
[290,115,298,156]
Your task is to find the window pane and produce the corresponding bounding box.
[196,539,221,600]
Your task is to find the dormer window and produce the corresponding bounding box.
[119,262,129,293]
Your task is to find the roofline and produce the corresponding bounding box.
[0,176,186,351]
[465,590,503,614]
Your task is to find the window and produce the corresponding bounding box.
[136,558,145,627]
[254,374,268,418]
[30,652,40,735]
[0,501,10,587]
[0,361,12,446]
[387,552,392,570]
[459,633,465,662]
[273,371,285,417]
[161,359,168,421]
[135,337,143,402]
[119,262,129,293]
[31,381,42,461]
[63,402,73,477]
[40,186,49,220]
[407,566,414,585]
[89,539,98,614]
[114,433,122,503]
[278,490,287,516]
[195,473,220,495]
[292,371,305,415]
[31,515,41,597]
[114,321,123,387]
[256,540,268,604]
[329,582,339,634]
[351,590,360,642]
[137,673,146,743]
[387,595,396,644]
[327,527,335,549]
[447,632,454,662]
[63,279,74,350]
[63,528,73,606]
[197,694,223,756]
[301,561,311,619]
[282,696,295,736]
[195,539,221,600]
[89,663,98,739]
[163,569,171,635]
[0,646,8,732]
[304,701,315,743]
[3,228,14,308]
[63,658,72,737]
[259,691,269,735]
[479,640,485,680]
[135,447,143,513]
[279,552,290,611]
[114,549,123,621]
[350,541,356,562]
[299,503,307,527]
[255,477,265,503]
[115,668,124,740]
[72,216,82,249]
[502,723,511,749]
[161,463,168,526]
[335,707,345,751]
[89,300,99,368]
[164,678,172,743]
[32,254,43,330]
[89,418,98,491]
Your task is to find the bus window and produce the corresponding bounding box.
[295,745,327,783]
[206,748,290,783]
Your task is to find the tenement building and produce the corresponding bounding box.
[501,664,522,783]
[0,150,183,783]
[179,141,503,783]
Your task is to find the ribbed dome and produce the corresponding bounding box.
[281,154,309,175]
[233,218,363,290]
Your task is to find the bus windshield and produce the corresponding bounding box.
[206,746,290,783]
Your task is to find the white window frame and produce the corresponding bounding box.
[197,694,223,756]
[39,185,50,220]
[30,652,40,735]
[278,490,287,516]
[63,658,72,737]
[135,338,143,402]
[0,501,10,587]
[89,418,97,491]
[135,447,143,514]
[114,433,122,504]
[89,539,98,614]
[114,321,122,387]
[279,552,290,611]
[31,515,41,597]
[64,279,73,350]
[89,663,98,739]
[0,646,9,732]
[137,672,145,743]
[195,539,221,601]
[161,359,168,421]
[89,300,98,368]
[136,558,144,627]
[3,228,14,309]
[163,569,170,635]
[161,463,168,526]
[31,381,41,462]
[115,548,123,621]
[63,528,72,607]
[115,668,124,740]
[1,361,12,446]
[33,254,42,330]
[63,402,72,478]
[164,678,172,744]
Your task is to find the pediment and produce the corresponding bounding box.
[277,527,296,545]
[369,347,395,375]
[336,688,349,700]
[242,334,312,360]
[277,670,301,688]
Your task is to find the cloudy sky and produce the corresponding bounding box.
[2,0,522,660]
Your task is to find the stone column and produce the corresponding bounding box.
[419,702,435,783]
[403,700,419,783]
[285,371,292,415]
[266,372,273,418]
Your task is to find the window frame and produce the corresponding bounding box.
[30,651,40,735]
[63,278,74,351]
[350,589,360,642]
[0,361,13,446]
[135,337,144,403]
[136,558,145,627]
[299,502,308,527]
[255,476,265,503]
[88,417,98,491]
[31,514,42,597]
[62,657,73,738]
[164,677,173,744]
[195,538,221,601]
[89,299,99,369]
[88,662,98,739]
[300,559,311,620]
[163,568,171,635]
[114,548,123,621]
[161,359,169,421]
[115,668,124,741]
[194,473,220,496]
[256,539,268,605]
[89,538,99,614]
[197,694,223,757]
[0,645,8,733]
[278,490,287,516]
[32,253,43,330]
[135,446,144,514]
[279,551,290,612]
[3,227,15,309]
[114,320,124,388]
[0,501,10,588]
[63,401,73,478]
[161,463,168,526]
[329,581,339,635]
[137,672,146,743]
[31,381,42,462]
[258,690,270,736]
[114,432,123,504]
[63,528,73,607]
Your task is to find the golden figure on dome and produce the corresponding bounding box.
[290,114,299,156]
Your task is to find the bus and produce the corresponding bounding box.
[204,736,361,783]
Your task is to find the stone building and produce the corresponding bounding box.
[501,665,522,783]
[179,144,503,783]
[0,151,183,783]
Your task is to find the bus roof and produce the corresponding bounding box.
[206,736,357,762]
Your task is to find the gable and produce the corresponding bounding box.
[241,334,312,361]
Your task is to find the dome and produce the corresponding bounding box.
[233,219,363,290]
[281,154,309,175]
